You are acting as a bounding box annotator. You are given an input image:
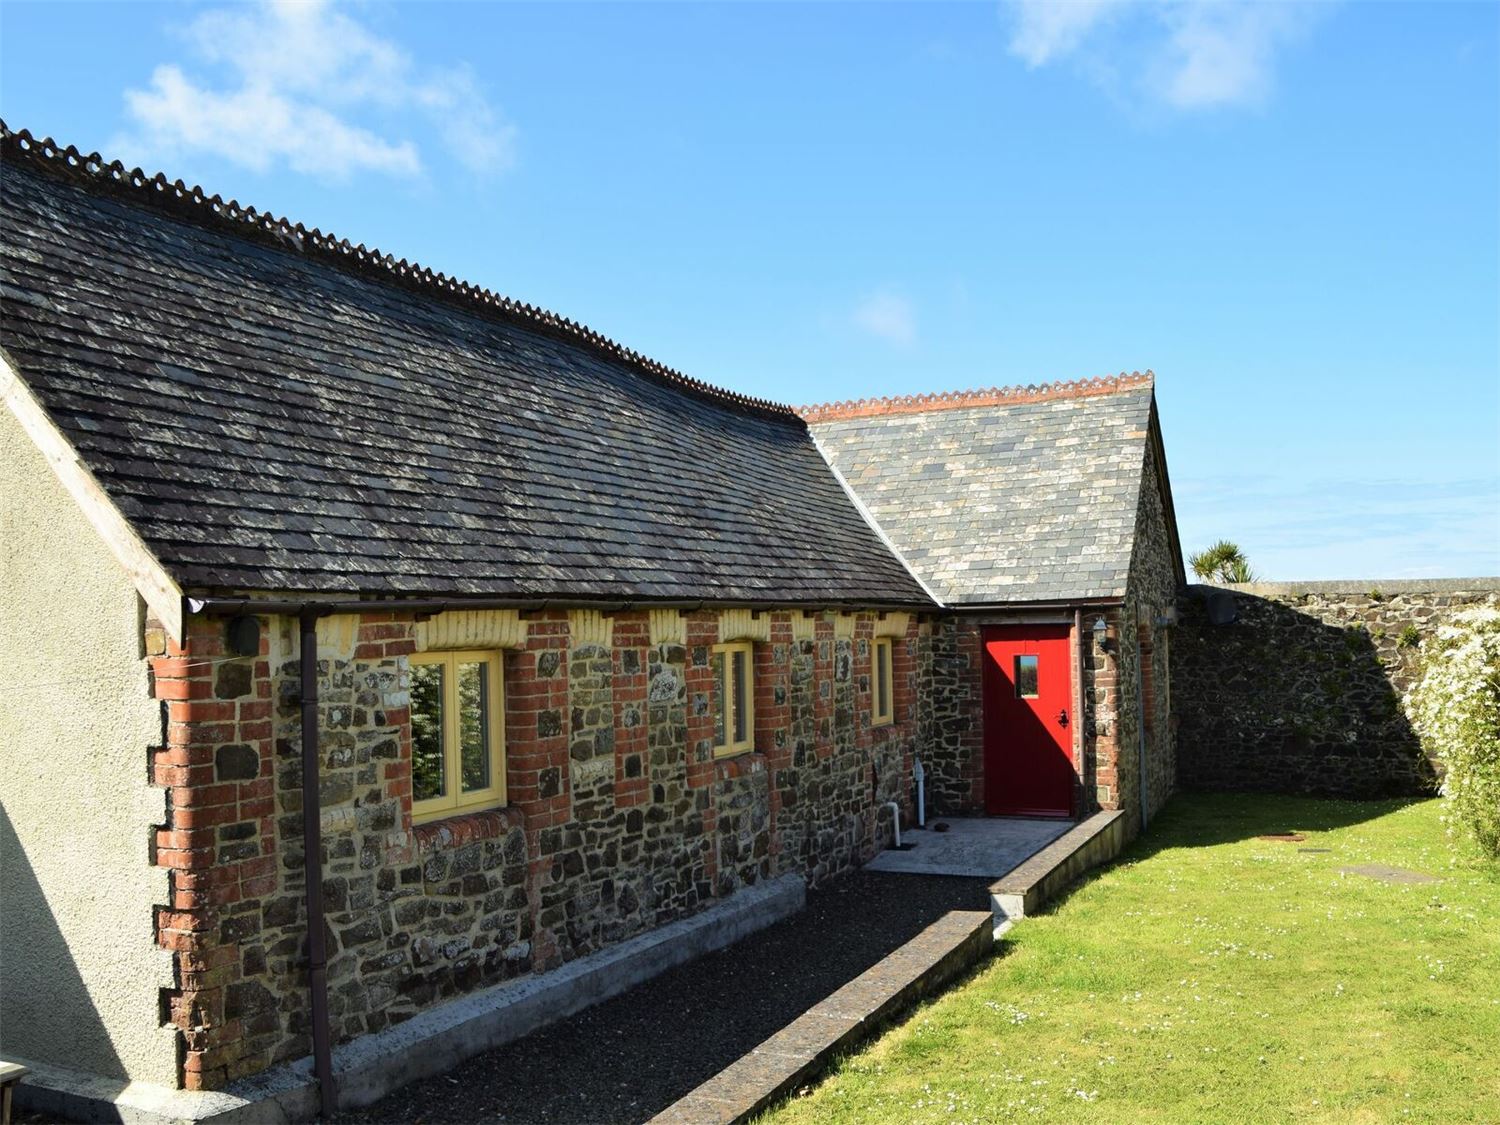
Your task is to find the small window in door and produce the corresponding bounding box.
[1013,654,1039,698]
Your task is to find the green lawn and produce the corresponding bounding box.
[764,795,1500,1124]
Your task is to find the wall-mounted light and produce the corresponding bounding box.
[1093,615,1114,653]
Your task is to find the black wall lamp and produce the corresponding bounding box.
[226,614,262,657]
[1092,615,1115,653]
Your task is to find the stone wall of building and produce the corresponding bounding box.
[923,618,984,815]
[150,606,926,1089]
[1173,579,1500,798]
[1117,441,1180,829]
[1081,609,1123,817]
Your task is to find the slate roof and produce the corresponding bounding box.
[0,127,931,606]
[806,377,1160,605]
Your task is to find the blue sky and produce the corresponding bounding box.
[3,1,1497,580]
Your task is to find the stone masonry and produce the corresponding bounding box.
[147,607,925,1089]
[1108,441,1179,828]
[1174,579,1500,798]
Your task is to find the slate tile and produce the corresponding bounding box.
[2,153,933,608]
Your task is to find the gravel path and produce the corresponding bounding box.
[334,871,991,1125]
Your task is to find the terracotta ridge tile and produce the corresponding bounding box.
[798,371,1154,422]
[0,122,797,422]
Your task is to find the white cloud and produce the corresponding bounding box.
[116,0,515,181]
[1004,0,1320,111]
[852,292,917,346]
[122,65,423,179]
[1008,0,1127,67]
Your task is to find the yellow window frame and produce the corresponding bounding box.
[410,649,506,824]
[872,637,894,727]
[713,640,756,757]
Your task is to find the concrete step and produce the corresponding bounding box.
[989,809,1126,929]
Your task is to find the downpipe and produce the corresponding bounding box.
[883,801,902,849]
[299,610,336,1115]
[1136,637,1149,834]
[913,757,926,828]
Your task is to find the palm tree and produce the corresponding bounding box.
[1189,540,1257,584]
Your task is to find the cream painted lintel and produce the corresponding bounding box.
[649,608,685,647]
[833,613,856,640]
[873,612,911,639]
[568,608,613,650]
[2,353,185,643]
[416,608,527,652]
[718,607,771,644]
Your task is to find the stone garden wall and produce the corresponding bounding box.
[1173,579,1500,798]
[147,606,926,1089]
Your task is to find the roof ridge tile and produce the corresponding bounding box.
[799,371,1154,422]
[0,121,796,421]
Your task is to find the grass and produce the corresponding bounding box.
[762,794,1500,1124]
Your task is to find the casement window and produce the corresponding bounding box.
[872,637,895,727]
[712,640,755,757]
[410,650,505,823]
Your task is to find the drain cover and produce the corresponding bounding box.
[1339,863,1439,885]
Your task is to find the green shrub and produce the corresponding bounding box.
[1398,624,1422,650]
[1404,607,1500,858]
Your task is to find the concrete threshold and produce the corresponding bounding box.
[13,874,806,1125]
[651,908,994,1125]
[988,809,1126,933]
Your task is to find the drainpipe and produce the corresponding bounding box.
[1073,609,1085,814]
[883,801,902,849]
[299,609,336,1115]
[912,757,926,828]
[1135,635,1149,834]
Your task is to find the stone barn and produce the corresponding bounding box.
[0,123,1181,1119]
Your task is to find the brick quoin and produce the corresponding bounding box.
[611,613,650,810]
[511,612,571,973]
[147,613,277,1089]
[759,614,794,859]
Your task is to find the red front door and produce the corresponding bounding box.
[982,625,1075,817]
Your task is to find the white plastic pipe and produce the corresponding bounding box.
[913,757,926,827]
[884,800,901,849]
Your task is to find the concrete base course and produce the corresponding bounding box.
[989,809,1126,929]
[12,874,805,1124]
